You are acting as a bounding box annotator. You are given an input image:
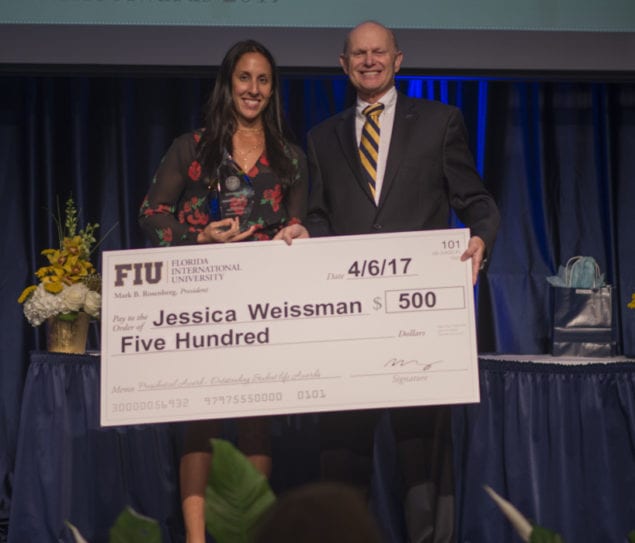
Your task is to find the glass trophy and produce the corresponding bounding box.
[208,154,255,232]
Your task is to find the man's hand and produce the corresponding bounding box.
[460,235,486,286]
[273,223,309,245]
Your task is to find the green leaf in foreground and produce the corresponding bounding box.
[109,506,162,543]
[529,525,566,543]
[205,438,276,543]
[628,530,635,543]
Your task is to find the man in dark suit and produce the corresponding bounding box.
[304,20,500,543]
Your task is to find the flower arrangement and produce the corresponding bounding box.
[18,197,102,327]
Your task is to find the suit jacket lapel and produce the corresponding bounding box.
[335,106,377,204]
[379,94,417,207]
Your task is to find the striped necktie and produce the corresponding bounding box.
[359,102,385,199]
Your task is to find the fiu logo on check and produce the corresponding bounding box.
[114,262,163,287]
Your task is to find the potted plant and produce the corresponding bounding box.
[18,196,104,353]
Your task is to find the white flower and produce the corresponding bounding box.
[23,284,61,326]
[84,290,101,318]
[60,283,88,312]
[21,282,101,327]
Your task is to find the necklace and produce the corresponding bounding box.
[236,126,264,133]
[233,126,265,170]
[233,138,264,171]
[234,143,263,159]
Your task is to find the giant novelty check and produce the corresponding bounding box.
[100,229,479,426]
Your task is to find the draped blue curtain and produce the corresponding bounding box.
[1,72,634,541]
[479,82,635,356]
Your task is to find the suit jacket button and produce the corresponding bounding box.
[372,223,382,231]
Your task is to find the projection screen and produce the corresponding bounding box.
[1,0,634,72]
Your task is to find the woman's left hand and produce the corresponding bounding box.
[197,217,255,244]
[273,224,310,245]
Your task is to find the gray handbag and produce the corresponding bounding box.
[549,257,615,357]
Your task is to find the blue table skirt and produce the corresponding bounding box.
[8,353,635,542]
[8,352,184,542]
[456,356,635,542]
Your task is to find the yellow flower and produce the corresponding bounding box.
[628,293,635,309]
[41,274,65,294]
[62,235,88,259]
[64,257,95,284]
[42,248,64,266]
[17,285,37,304]
[18,196,108,326]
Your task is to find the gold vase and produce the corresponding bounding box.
[46,311,90,354]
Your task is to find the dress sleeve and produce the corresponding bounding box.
[138,133,203,247]
[283,144,309,225]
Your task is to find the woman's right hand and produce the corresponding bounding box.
[197,217,255,244]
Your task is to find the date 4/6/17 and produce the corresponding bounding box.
[347,257,412,278]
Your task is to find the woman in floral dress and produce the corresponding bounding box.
[139,40,309,543]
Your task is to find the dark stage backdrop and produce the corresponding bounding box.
[1,71,634,540]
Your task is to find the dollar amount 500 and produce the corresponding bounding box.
[385,286,466,313]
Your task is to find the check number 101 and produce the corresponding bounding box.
[385,287,466,313]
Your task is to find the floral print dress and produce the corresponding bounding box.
[139,130,308,246]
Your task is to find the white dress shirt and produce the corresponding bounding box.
[355,86,397,204]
